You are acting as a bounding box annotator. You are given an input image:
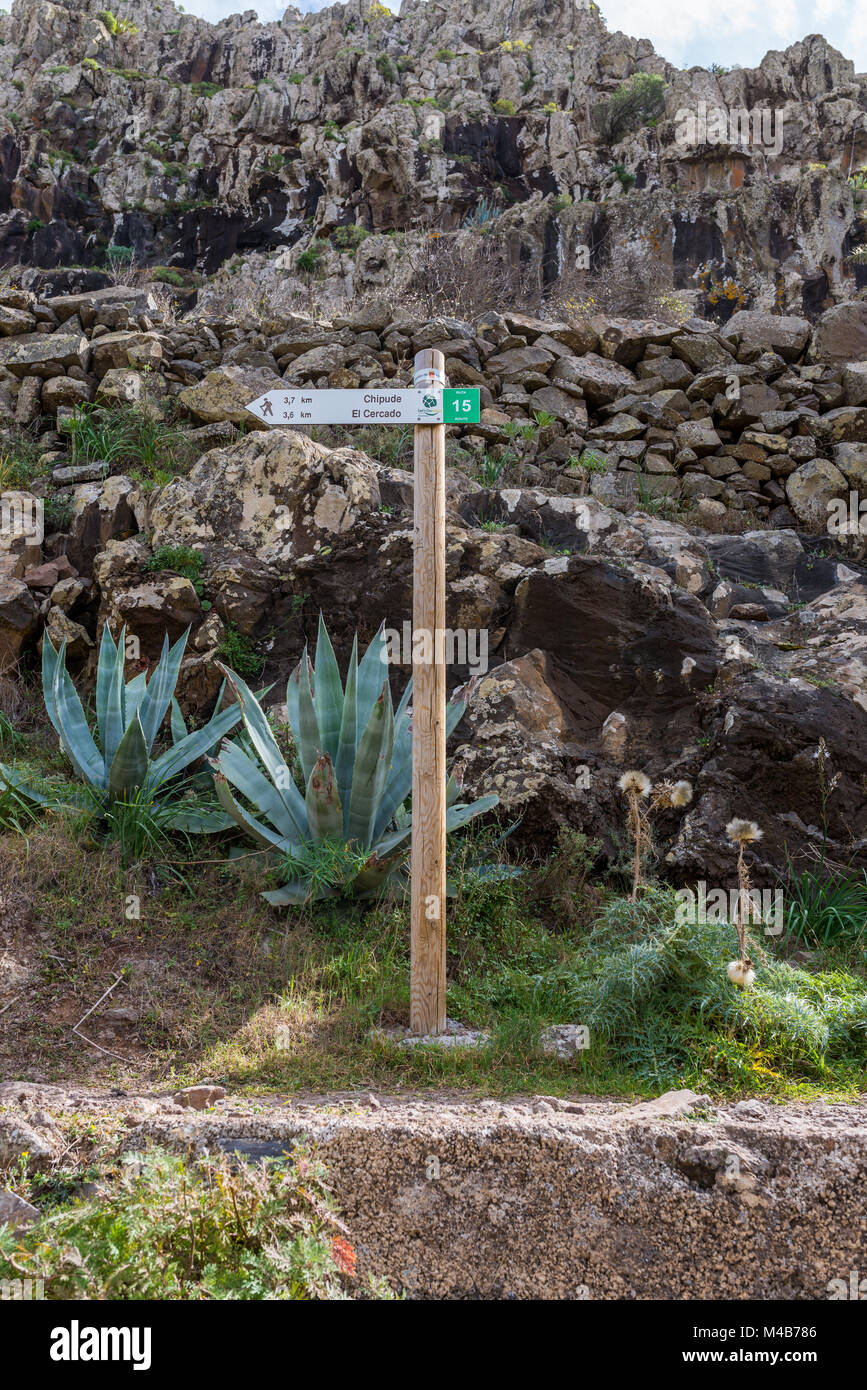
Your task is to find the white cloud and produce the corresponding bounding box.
[181,0,866,71]
[597,0,865,71]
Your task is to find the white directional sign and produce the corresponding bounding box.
[246,387,481,426]
[246,388,445,426]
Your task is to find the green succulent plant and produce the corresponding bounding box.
[213,617,498,905]
[0,624,240,830]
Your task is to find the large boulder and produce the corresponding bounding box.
[42,285,157,328]
[179,365,284,428]
[785,458,848,529]
[723,311,811,361]
[0,304,36,336]
[550,352,636,405]
[40,375,92,411]
[833,443,867,491]
[809,303,867,363]
[0,332,89,378]
[0,577,40,669]
[99,576,203,659]
[842,362,867,407]
[43,607,93,663]
[810,406,867,445]
[148,428,382,565]
[594,317,678,365]
[91,331,163,378]
[0,490,43,578]
[0,1113,55,1174]
[66,475,138,572]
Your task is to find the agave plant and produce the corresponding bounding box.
[0,623,240,830]
[213,617,498,905]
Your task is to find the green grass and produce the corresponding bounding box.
[0,428,49,490]
[312,423,414,469]
[143,544,203,585]
[784,859,867,948]
[2,708,866,1102]
[0,787,864,1101]
[534,889,867,1092]
[42,493,74,533]
[60,402,198,483]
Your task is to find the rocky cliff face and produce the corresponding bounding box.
[1,0,866,318]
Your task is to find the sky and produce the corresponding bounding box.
[182,0,867,74]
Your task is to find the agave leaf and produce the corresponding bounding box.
[213,664,307,835]
[101,647,127,773]
[52,646,106,788]
[0,763,88,811]
[312,615,343,763]
[41,633,63,740]
[170,697,187,745]
[262,880,320,906]
[369,679,418,840]
[124,672,148,723]
[445,794,499,832]
[465,864,523,882]
[165,804,237,833]
[284,643,306,744]
[147,694,241,792]
[372,748,411,841]
[216,738,306,842]
[294,654,322,786]
[95,622,120,752]
[395,674,413,723]
[373,796,497,867]
[446,695,465,738]
[354,850,405,895]
[213,771,301,851]
[305,753,343,843]
[139,629,189,753]
[347,683,394,849]
[355,623,389,749]
[334,635,357,835]
[375,692,462,838]
[107,712,149,800]
[370,823,413,861]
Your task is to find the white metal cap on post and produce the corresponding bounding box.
[410,348,447,1035]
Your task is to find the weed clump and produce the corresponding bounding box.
[0,1147,390,1300]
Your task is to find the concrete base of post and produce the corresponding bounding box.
[369,1017,489,1050]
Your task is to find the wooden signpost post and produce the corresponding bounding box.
[410,349,447,1035]
[248,361,478,1036]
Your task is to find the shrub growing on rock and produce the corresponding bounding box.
[594,72,666,143]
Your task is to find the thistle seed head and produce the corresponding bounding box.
[726,818,763,844]
[618,769,651,796]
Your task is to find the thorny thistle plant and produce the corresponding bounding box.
[618,770,651,899]
[618,771,693,899]
[726,818,764,986]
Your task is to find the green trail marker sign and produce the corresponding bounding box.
[245,387,479,426]
[442,388,480,423]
